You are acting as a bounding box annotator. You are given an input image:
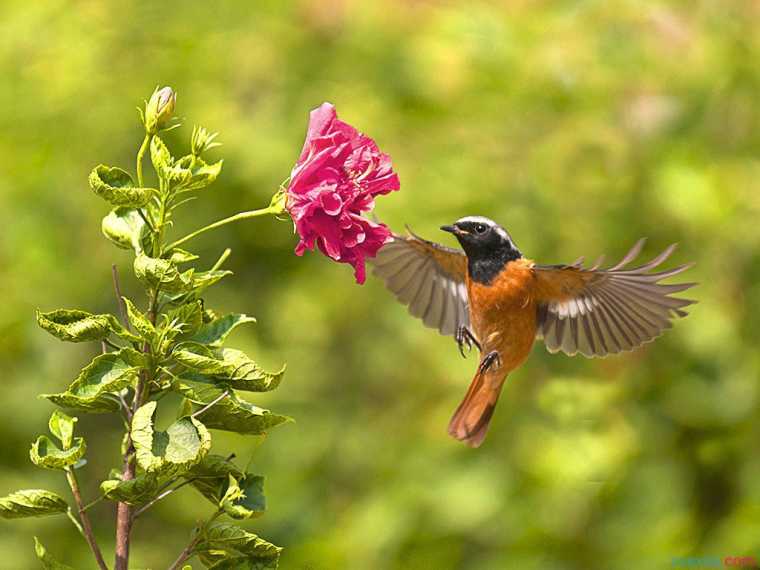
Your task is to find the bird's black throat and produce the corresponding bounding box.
[464,242,523,285]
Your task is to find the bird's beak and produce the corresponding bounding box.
[441,224,467,236]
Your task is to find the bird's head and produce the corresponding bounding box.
[441,216,517,255]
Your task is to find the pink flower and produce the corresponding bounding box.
[286,102,400,284]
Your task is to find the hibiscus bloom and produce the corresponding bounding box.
[286,103,400,283]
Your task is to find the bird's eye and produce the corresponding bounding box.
[474,223,487,234]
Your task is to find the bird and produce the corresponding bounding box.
[371,216,696,448]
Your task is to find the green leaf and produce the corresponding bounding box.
[192,269,232,293]
[122,297,156,341]
[174,347,284,392]
[0,490,68,519]
[89,165,154,207]
[34,537,75,570]
[178,158,223,192]
[100,472,160,505]
[154,148,223,193]
[175,376,291,435]
[177,398,194,419]
[164,301,204,341]
[30,436,86,470]
[220,474,266,520]
[109,316,144,345]
[134,254,193,293]
[166,248,199,264]
[132,401,211,474]
[197,523,281,569]
[48,411,76,450]
[186,454,244,505]
[102,207,148,252]
[150,136,175,177]
[36,309,114,343]
[42,349,142,413]
[191,314,256,347]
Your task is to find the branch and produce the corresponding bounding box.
[114,287,160,570]
[133,478,196,519]
[167,510,223,570]
[66,468,109,570]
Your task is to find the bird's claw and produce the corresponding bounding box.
[478,351,502,375]
[455,326,480,358]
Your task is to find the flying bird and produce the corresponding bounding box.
[372,216,696,448]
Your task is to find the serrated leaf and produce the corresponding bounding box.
[100,471,161,505]
[34,537,75,570]
[191,314,256,347]
[108,316,144,345]
[175,377,291,435]
[220,474,266,520]
[42,349,142,413]
[197,523,281,569]
[177,397,194,419]
[134,254,193,293]
[48,411,76,450]
[166,248,199,264]
[36,309,114,343]
[89,165,154,207]
[30,436,86,470]
[179,158,223,192]
[102,207,148,252]
[174,347,284,393]
[0,490,68,519]
[164,301,204,341]
[159,153,223,193]
[132,401,211,474]
[122,297,156,341]
[192,269,232,293]
[187,454,244,505]
[150,136,175,177]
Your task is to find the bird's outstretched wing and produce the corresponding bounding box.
[372,229,469,336]
[533,239,697,358]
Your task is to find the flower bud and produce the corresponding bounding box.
[144,86,176,134]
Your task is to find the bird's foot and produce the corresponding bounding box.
[478,351,502,375]
[455,326,481,357]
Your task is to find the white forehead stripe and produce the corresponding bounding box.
[455,216,510,241]
[456,215,496,225]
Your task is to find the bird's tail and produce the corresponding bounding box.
[448,369,507,448]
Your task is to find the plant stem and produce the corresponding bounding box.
[66,507,84,536]
[82,494,106,512]
[135,134,158,234]
[136,134,151,188]
[66,468,109,570]
[210,248,232,272]
[111,265,130,330]
[132,478,196,519]
[165,205,277,252]
[114,287,159,570]
[167,510,222,570]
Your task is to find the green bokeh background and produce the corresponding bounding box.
[1,1,758,568]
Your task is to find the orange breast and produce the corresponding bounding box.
[466,258,538,371]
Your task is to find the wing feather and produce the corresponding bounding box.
[372,232,469,337]
[534,241,696,358]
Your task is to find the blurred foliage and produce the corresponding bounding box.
[0,1,758,568]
